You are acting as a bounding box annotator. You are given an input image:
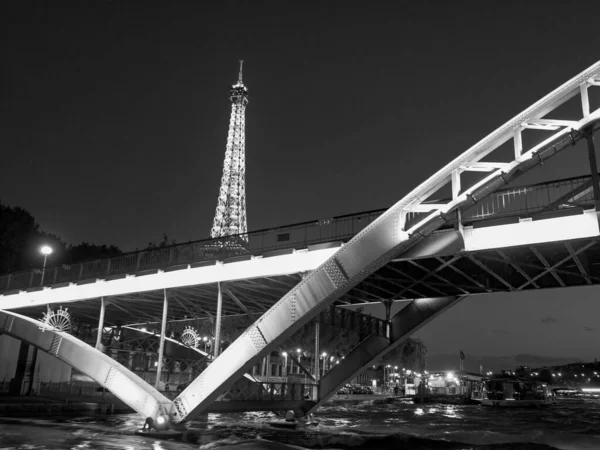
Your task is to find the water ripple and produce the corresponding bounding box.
[2,402,600,449]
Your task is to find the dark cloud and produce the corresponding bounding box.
[583,326,595,332]
[492,329,509,336]
[541,317,557,325]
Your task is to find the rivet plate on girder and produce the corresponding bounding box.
[49,334,62,356]
[290,293,297,323]
[3,316,15,333]
[247,326,267,352]
[323,258,348,289]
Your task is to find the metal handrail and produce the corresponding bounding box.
[1,174,596,293]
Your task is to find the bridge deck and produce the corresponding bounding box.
[1,173,598,295]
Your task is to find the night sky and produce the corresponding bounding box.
[3,1,600,361]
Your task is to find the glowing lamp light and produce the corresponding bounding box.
[154,362,158,367]
[141,327,147,332]
[40,246,53,255]
[296,348,301,353]
[154,415,169,431]
[322,352,327,358]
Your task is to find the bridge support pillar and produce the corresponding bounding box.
[585,127,600,202]
[95,297,106,350]
[11,341,37,395]
[155,289,168,390]
[383,299,393,339]
[313,319,320,380]
[214,282,223,358]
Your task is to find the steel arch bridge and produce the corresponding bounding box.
[1,60,600,429]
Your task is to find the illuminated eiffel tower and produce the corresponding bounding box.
[209,61,249,253]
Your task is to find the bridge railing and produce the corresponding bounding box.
[404,174,596,230]
[0,175,596,294]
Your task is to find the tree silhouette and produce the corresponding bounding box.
[380,337,428,372]
[0,202,123,275]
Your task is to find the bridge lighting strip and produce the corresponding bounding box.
[0,246,342,311]
[462,210,600,252]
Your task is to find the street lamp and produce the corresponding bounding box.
[40,246,53,286]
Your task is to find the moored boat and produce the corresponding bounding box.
[477,376,551,407]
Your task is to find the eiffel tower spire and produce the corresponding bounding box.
[210,61,249,242]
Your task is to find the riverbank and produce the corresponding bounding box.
[0,393,132,416]
[0,392,391,418]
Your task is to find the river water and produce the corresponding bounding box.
[1,400,600,450]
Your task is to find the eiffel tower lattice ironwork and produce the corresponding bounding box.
[210,61,249,250]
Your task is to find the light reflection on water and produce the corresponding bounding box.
[2,401,600,449]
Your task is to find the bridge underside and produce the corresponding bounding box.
[6,273,303,328]
[355,232,600,302]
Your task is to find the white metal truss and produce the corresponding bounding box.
[210,61,249,241]
[172,61,600,423]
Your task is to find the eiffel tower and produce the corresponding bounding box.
[208,61,249,256]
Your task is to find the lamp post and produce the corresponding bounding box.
[40,246,53,286]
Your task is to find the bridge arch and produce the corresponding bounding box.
[0,310,173,423]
